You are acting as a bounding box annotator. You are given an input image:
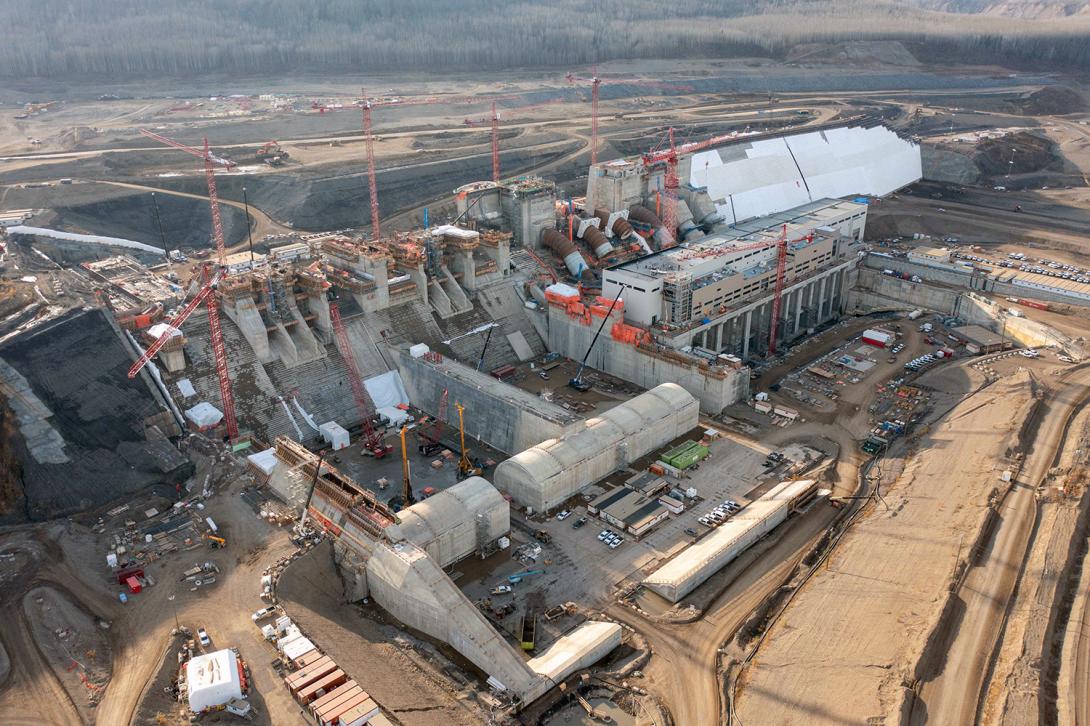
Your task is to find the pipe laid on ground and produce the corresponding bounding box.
[541,228,586,278]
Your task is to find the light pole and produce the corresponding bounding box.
[168,593,179,630]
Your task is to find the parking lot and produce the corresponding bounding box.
[455,434,822,645]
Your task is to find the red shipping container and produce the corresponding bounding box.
[126,576,142,594]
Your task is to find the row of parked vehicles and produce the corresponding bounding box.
[698,499,741,528]
[596,529,625,549]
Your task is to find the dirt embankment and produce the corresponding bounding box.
[0,394,24,517]
[974,131,1061,176]
[1012,86,1088,116]
[735,367,1033,724]
[23,584,112,722]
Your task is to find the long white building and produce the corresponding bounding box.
[644,479,818,602]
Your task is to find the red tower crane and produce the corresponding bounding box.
[360,98,382,242]
[464,99,563,182]
[565,71,694,165]
[671,223,805,355]
[139,129,234,263]
[642,126,757,248]
[328,300,391,457]
[127,264,239,440]
[357,90,520,240]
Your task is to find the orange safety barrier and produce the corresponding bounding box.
[593,295,624,312]
[544,288,580,304]
[610,322,645,344]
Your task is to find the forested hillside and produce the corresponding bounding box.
[2,0,1089,78]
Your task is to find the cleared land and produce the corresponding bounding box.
[736,365,1034,723]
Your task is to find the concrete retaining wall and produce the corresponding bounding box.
[848,269,961,314]
[393,348,581,455]
[865,253,1090,306]
[546,307,749,413]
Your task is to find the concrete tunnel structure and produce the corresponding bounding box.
[385,476,509,567]
[265,439,623,706]
[494,382,700,512]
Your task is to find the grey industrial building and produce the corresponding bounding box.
[602,199,866,360]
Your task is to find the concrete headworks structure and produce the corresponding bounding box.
[263,438,621,705]
[493,383,699,512]
[543,286,751,413]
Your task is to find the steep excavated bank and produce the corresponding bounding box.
[0,308,192,523]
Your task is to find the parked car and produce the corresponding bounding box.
[684,528,698,537]
[556,510,571,521]
[198,628,211,647]
[251,607,276,622]
[597,530,611,541]
[572,516,587,529]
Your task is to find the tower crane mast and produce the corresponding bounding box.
[361,99,382,242]
[565,72,694,165]
[669,223,802,356]
[204,276,238,440]
[357,90,519,240]
[127,264,239,440]
[139,129,234,264]
[328,300,390,457]
[464,99,563,182]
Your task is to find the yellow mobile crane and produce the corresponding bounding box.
[399,426,415,507]
[455,403,482,479]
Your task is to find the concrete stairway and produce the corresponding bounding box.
[475,283,547,361]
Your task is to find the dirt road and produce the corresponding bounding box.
[910,371,1090,723]
[96,179,294,240]
[610,492,842,726]
[734,364,1036,724]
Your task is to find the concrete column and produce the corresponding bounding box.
[457,249,477,291]
[309,293,332,338]
[793,288,804,337]
[742,309,753,359]
[714,323,723,351]
[408,263,429,306]
[817,274,828,320]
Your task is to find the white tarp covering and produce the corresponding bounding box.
[379,406,410,427]
[186,649,242,713]
[689,125,922,224]
[280,636,316,662]
[185,402,223,428]
[364,370,408,410]
[177,378,196,397]
[545,282,580,298]
[247,447,278,475]
[278,397,304,440]
[409,343,430,358]
[6,225,166,255]
[292,396,320,431]
[319,421,350,450]
[148,323,182,341]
